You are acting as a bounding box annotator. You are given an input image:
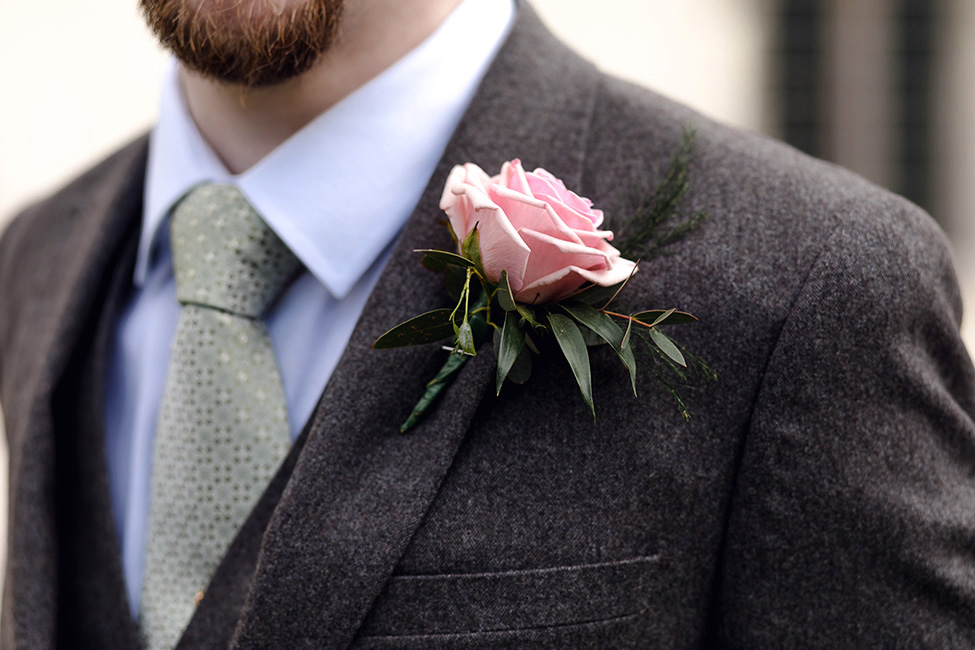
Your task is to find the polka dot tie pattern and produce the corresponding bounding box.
[140,184,301,650]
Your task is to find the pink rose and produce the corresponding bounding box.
[440,159,637,304]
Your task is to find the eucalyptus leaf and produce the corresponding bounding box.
[496,310,526,394]
[417,249,475,270]
[632,309,697,326]
[373,309,455,349]
[650,328,686,366]
[547,312,594,417]
[561,301,638,396]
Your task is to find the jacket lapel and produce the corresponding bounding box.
[54,229,142,649]
[2,4,604,649]
[2,138,148,648]
[229,4,603,649]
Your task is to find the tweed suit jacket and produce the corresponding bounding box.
[2,4,975,649]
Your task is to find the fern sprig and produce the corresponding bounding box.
[615,127,707,261]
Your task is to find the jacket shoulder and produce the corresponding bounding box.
[588,72,938,236]
[582,73,953,329]
[0,135,149,278]
[0,135,148,393]
[577,74,975,647]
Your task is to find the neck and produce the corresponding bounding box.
[182,0,462,174]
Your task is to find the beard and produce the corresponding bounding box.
[140,0,344,87]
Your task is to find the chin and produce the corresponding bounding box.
[182,0,311,29]
[141,0,343,87]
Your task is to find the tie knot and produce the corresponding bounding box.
[170,184,301,317]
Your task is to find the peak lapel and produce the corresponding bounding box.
[229,4,602,649]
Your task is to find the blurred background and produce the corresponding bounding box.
[0,0,973,607]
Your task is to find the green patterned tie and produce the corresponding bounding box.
[140,184,300,650]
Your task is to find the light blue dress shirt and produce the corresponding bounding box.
[105,0,514,617]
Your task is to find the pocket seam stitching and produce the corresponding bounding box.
[387,553,660,583]
[359,609,644,641]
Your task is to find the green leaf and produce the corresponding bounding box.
[457,321,475,355]
[468,309,489,344]
[579,324,603,347]
[632,309,697,326]
[621,315,634,350]
[570,281,624,306]
[444,264,467,302]
[496,310,526,394]
[561,302,638,396]
[445,219,460,247]
[496,270,543,329]
[417,249,476,270]
[373,309,455,349]
[508,343,532,384]
[497,270,516,311]
[450,267,473,342]
[400,351,470,432]
[421,255,447,273]
[493,324,532,385]
[461,226,484,277]
[650,328,686,366]
[647,308,675,327]
[428,350,470,385]
[547,312,594,418]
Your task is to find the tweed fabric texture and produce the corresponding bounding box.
[3,3,975,649]
[140,184,298,650]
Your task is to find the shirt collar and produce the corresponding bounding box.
[138,0,515,298]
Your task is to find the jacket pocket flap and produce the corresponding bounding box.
[360,555,659,637]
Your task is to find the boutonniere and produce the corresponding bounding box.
[375,131,712,431]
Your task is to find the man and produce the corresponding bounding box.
[1,0,974,647]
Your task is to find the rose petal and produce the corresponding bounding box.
[573,229,616,249]
[524,170,563,201]
[514,258,638,304]
[461,162,493,192]
[490,185,585,246]
[513,266,580,304]
[445,185,498,245]
[517,228,611,287]
[440,159,629,304]
[440,163,497,242]
[475,201,532,291]
[532,191,602,231]
[497,159,533,196]
[440,165,477,240]
[528,168,603,226]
